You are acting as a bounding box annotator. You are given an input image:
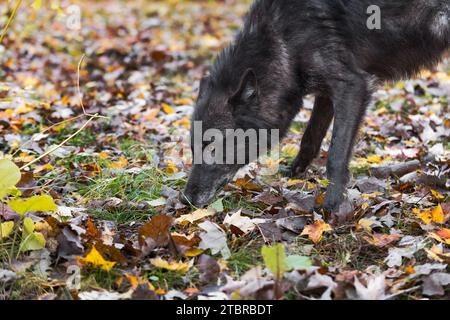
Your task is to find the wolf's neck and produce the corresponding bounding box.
[211,4,295,100]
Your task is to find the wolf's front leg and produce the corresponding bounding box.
[323,74,372,212]
[291,94,334,177]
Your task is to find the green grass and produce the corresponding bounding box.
[146,269,200,291]
[228,240,263,276]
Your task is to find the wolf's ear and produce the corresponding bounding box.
[229,69,258,106]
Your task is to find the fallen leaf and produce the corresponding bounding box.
[431,205,445,224]
[108,156,128,169]
[20,217,46,252]
[364,233,401,248]
[150,257,191,273]
[8,195,57,215]
[76,246,116,271]
[261,243,287,278]
[285,255,312,271]
[138,214,173,246]
[161,103,175,114]
[175,209,214,226]
[223,210,258,234]
[0,221,14,239]
[352,275,387,300]
[301,220,332,244]
[198,221,230,259]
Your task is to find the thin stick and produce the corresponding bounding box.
[0,0,22,45]
[11,54,107,156]
[77,54,88,114]
[20,115,95,170]
[11,114,85,157]
[14,53,109,166]
[76,54,107,119]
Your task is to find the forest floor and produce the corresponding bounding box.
[0,0,449,300]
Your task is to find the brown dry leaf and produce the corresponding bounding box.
[86,217,101,239]
[234,177,262,192]
[138,215,173,246]
[364,233,401,247]
[301,220,332,244]
[171,232,201,247]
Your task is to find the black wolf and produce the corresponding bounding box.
[183,0,449,212]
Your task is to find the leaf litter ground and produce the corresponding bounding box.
[0,0,449,300]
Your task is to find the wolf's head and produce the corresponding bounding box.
[182,69,273,207]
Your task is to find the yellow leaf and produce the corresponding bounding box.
[0,159,21,198]
[98,151,109,160]
[77,246,116,271]
[367,154,383,164]
[432,205,445,224]
[150,257,191,273]
[301,220,332,244]
[108,156,128,169]
[164,160,178,175]
[126,274,155,290]
[282,144,298,157]
[20,217,46,251]
[8,195,57,215]
[175,209,214,225]
[357,218,377,232]
[31,0,42,10]
[161,103,175,114]
[287,179,303,186]
[431,190,445,202]
[184,248,203,257]
[174,98,193,105]
[413,208,432,224]
[1,221,14,239]
[172,117,190,128]
[414,206,444,224]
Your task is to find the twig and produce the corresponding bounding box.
[76,54,107,119]
[0,0,22,45]
[20,115,95,170]
[11,113,85,156]
[16,54,109,168]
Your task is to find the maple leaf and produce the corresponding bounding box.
[431,205,445,224]
[77,246,116,271]
[198,221,230,259]
[414,205,445,225]
[301,220,332,244]
[138,214,173,246]
[429,228,450,245]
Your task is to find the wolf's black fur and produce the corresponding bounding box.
[183,0,449,212]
